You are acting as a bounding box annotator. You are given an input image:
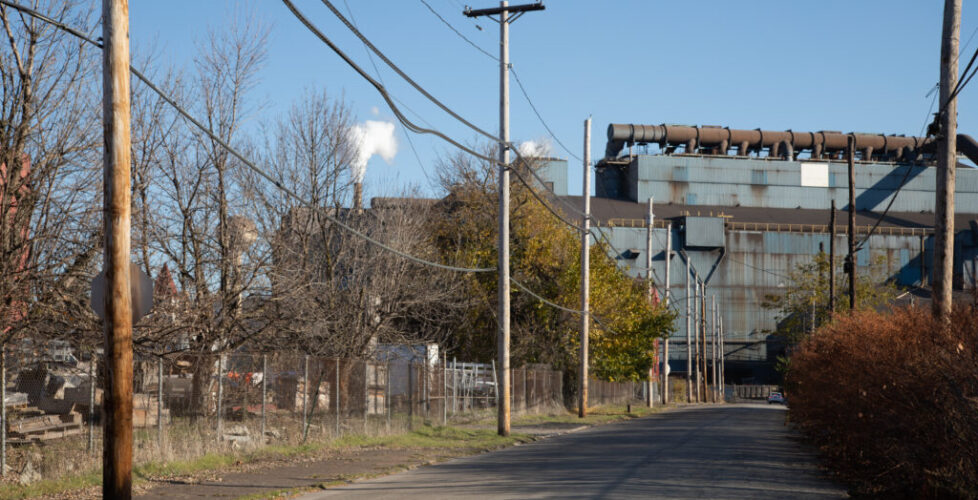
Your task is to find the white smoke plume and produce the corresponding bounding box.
[349,120,398,183]
[517,139,552,158]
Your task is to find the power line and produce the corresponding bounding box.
[415,0,582,162]
[0,0,494,275]
[418,0,498,62]
[511,68,583,162]
[342,0,433,183]
[290,0,588,234]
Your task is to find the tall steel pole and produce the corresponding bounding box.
[847,136,857,312]
[645,197,654,408]
[102,0,134,496]
[829,199,836,314]
[717,313,727,401]
[694,277,701,402]
[934,0,961,321]
[700,283,710,402]
[685,261,692,402]
[711,295,717,403]
[465,0,546,438]
[662,222,672,404]
[579,118,591,418]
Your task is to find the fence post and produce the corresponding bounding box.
[442,353,447,426]
[88,351,95,454]
[422,359,428,421]
[302,355,309,442]
[157,357,163,449]
[491,362,498,408]
[408,362,414,430]
[451,358,457,415]
[261,354,267,444]
[523,368,527,412]
[385,361,391,433]
[217,354,224,440]
[363,361,368,433]
[1,345,6,477]
[334,359,340,436]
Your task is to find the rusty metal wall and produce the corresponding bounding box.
[598,223,976,380]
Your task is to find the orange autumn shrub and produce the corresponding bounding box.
[788,306,978,499]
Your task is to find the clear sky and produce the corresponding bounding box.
[129,1,978,200]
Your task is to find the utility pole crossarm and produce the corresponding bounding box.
[464,2,545,18]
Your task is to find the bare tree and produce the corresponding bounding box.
[0,1,101,353]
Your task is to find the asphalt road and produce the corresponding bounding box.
[299,404,848,500]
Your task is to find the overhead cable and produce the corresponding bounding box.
[0,0,494,274]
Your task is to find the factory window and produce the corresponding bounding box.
[750,169,767,185]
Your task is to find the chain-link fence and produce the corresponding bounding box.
[2,348,647,486]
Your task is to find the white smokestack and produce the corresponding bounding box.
[518,139,552,158]
[349,120,398,183]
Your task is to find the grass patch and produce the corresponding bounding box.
[0,470,101,500]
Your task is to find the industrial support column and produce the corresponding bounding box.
[465,0,546,438]
[829,200,836,314]
[685,261,692,402]
[102,0,134,497]
[579,118,591,418]
[711,295,717,403]
[645,197,654,408]
[693,277,701,402]
[934,0,961,321]
[662,222,672,404]
[847,136,856,312]
[700,283,710,403]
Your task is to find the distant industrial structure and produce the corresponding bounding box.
[541,123,978,384]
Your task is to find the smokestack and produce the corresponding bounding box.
[354,182,363,212]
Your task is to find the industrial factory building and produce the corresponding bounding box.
[545,123,978,384]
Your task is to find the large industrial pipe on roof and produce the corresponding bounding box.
[604,123,978,166]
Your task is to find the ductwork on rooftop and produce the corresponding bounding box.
[604,123,978,166]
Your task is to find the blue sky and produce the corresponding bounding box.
[129,1,978,200]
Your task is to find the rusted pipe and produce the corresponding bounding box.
[605,123,957,164]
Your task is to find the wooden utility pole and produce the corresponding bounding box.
[645,197,654,408]
[579,117,591,418]
[102,0,134,497]
[847,136,857,312]
[934,0,961,321]
[662,222,672,404]
[465,0,545,437]
[829,199,836,314]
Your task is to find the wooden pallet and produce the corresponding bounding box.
[7,411,84,443]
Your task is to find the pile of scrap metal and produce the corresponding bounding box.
[3,364,93,444]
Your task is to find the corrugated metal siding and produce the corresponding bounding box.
[627,155,978,212]
[601,226,939,364]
